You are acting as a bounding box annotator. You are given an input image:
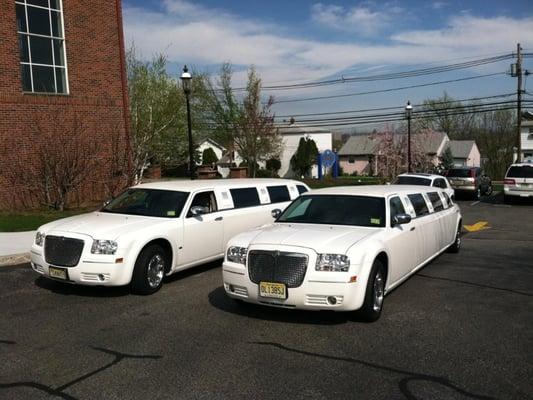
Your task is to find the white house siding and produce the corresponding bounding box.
[279,131,332,178]
[198,140,225,164]
[521,122,533,161]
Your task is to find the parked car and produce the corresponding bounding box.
[446,167,492,199]
[503,163,533,203]
[30,179,310,294]
[222,185,461,321]
[395,173,455,199]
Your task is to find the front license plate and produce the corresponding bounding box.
[49,266,68,280]
[259,282,286,299]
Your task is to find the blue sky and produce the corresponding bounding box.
[123,0,533,130]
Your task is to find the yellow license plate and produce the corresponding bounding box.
[49,266,68,280]
[259,282,286,299]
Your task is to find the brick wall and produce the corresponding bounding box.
[0,0,131,210]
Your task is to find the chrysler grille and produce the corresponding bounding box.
[44,236,84,267]
[248,250,308,288]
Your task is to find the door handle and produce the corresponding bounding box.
[215,216,223,221]
[410,227,416,231]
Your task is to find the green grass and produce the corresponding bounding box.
[0,209,91,232]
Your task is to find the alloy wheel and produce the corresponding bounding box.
[147,254,165,288]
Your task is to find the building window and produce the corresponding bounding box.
[16,0,68,94]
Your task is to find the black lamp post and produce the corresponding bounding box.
[180,65,195,179]
[405,100,413,173]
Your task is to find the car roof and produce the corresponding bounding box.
[508,163,533,167]
[304,184,444,197]
[398,173,442,179]
[133,178,305,192]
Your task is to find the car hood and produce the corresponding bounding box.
[41,212,168,240]
[246,223,380,254]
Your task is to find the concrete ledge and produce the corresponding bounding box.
[0,253,30,267]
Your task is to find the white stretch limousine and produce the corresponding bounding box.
[222,185,461,321]
[30,179,310,294]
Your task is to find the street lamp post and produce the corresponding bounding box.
[405,100,413,173]
[180,65,195,179]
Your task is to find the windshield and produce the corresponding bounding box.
[277,195,386,228]
[507,165,533,178]
[101,189,189,218]
[447,169,471,178]
[395,176,431,186]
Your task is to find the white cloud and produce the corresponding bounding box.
[123,1,533,90]
[310,3,403,36]
[431,1,448,10]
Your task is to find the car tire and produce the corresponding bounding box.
[357,259,386,322]
[447,223,462,253]
[131,244,167,295]
[485,185,493,196]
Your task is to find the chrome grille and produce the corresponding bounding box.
[248,250,308,288]
[44,236,84,267]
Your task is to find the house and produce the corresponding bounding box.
[520,111,533,162]
[197,138,226,165]
[277,121,333,178]
[447,140,481,167]
[0,0,130,209]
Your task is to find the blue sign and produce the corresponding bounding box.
[322,149,336,168]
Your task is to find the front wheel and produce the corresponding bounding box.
[131,244,167,295]
[357,259,386,322]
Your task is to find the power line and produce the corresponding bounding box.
[272,72,506,104]
[274,92,517,119]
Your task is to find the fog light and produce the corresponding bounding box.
[228,284,235,293]
[327,296,337,305]
[98,274,105,281]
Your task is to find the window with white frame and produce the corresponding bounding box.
[16,0,68,94]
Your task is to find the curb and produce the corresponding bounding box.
[0,253,31,267]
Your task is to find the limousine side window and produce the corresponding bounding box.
[389,196,406,225]
[407,193,429,217]
[442,192,452,206]
[187,191,218,217]
[267,185,290,203]
[432,178,447,189]
[428,192,444,211]
[297,185,309,195]
[230,187,260,208]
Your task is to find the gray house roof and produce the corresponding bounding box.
[338,130,447,156]
[448,140,475,159]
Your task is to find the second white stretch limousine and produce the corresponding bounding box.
[222,185,461,321]
[30,179,310,294]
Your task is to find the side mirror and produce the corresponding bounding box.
[190,205,209,216]
[271,209,282,219]
[392,213,411,226]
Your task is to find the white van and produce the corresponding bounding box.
[30,179,310,294]
[503,163,533,203]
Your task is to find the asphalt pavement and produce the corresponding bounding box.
[1,195,532,400]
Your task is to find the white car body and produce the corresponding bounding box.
[30,179,310,288]
[503,163,533,198]
[222,185,461,314]
[395,173,455,199]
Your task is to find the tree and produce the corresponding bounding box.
[291,137,319,178]
[266,158,282,177]
[202,147,218,165]
[439,146,454,171]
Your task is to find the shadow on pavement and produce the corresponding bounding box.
[34,276,131,297]
[208,286,349,325]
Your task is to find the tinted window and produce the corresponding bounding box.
[230,188,260,208]
[447,169,472,178]
[507,165,533,178]
[278,195,386,228]
[389,197,406,224]
[101,189,189,218]
[267,185,290,203]
[428,192,444,211]
[297,185,308,194]
[408,194,429,217]
[433,178,447,188]
[187,191,217,217]
[395,176,431,186]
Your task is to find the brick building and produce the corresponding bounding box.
[0,0,131,210]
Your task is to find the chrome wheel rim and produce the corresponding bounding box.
[456,227,461,248]
[147,254,165,288]
[373,270,384,312]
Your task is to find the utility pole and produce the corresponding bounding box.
[515,43,523,163]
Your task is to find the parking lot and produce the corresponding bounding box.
[1,195,532,400]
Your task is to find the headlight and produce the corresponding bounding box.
[91,239,118,255]
[226,246,247,265]
[316,253,350,272]
[35,231,45,246]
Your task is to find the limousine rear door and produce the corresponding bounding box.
[181,190,224,265]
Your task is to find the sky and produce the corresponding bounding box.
[122,0,533,131]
